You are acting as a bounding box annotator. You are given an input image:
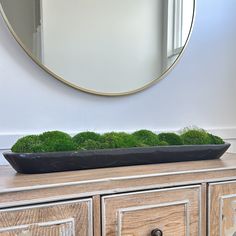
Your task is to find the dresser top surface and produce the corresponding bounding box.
[0,153,236,191]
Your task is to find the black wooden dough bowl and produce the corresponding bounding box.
[3,143,231,174]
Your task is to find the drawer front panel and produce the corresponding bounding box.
[102,186,201,236]
[209,181,236,236]
[0,199,92,236]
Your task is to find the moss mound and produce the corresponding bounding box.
[208,134,224,144]
[132,130,159,146]
[158,141,169,146]
[39,131,76,152]
[12,131,77,153]
[73,132,102,146]
[181,129,212,145]
[158,133,183,145]
[11,128,225,153]
[78,139,103,150]
[101,132,141,149]
[11,135,43,153]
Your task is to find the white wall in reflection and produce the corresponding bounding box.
[41,0,164,93]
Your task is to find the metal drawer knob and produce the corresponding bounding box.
[151,228,163,236]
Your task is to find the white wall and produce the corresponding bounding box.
[0,0,236,165]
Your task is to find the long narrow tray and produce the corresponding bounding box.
[3,143,230,174]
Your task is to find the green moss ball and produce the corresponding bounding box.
[208,134,225,144]
[78,139,103,150]
[158,132,183,145]
[181,130,212,145]
[158,141,169,146]
[39,131,76,152]
[101,132,140,149]
[132,130,159,146]
[73,132,102,146]
[11,135,43,153]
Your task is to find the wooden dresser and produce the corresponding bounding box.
[1,153,236,236]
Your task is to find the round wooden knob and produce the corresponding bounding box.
[151,228,163,236]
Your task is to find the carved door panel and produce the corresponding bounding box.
[0,199,92,236]
[209,181,236,236]
[102,186,202,236]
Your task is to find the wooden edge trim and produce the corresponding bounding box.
[1,166,236,194]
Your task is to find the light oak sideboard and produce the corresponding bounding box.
[1,153,236,236]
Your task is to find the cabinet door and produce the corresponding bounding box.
[0,199,92,236]
[209,181,236,236]
[102,186,202,236]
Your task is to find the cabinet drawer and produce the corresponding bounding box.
[102,186,201,236]
[0,199,92,236]
[209,181,236,236]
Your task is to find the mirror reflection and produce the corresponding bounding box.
[0,0,195,95]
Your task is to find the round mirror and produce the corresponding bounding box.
[0,0,195,96]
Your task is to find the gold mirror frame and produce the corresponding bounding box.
[0,0,196,96]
